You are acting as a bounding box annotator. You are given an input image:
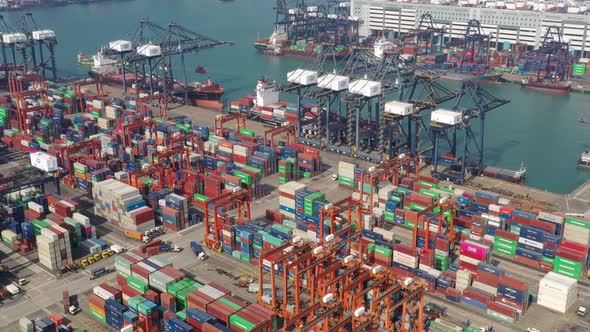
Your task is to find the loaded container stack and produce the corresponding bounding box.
[92,179,156,233]
[85,251,275,331]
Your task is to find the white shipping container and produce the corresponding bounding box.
[537,212,564,224]
[32,30,56,40]
[29,152,59,172]
[384,101,414,116]
[93,286,116,300]
[431,109,462,125]
[458,254,481,266]
[518,237,544,249]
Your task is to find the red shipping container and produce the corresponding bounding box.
[488,301,518,318]
[514,255,539,267]
[555,248,585,263]
[187,290,217,311]
[394,244,417,256]
[160,266,186,281]
[459,261,478,273]
[144,289,159,304]
[131,264,151,280]
[498,276,527,291]
[496,295,526,311]
[559,240,589,256]
[163,311,177,321]
[121,284,142,299]
[495,229,519,241]
[463,287,494,303]
[475,270,500,287]
[100,283,122,301]
[160,292,176,311]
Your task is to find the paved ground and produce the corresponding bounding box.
[2,89,590,331]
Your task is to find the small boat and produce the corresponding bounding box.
[195,66,207,74]
[579,117,590,124]
[521,77,571,94]
[482,162,527,184]
[578,151,590,169]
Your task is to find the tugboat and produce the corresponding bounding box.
[577,151,590,169]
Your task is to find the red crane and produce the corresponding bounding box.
[165,131,203,155]
[214,113,246,136]
[121,119,160,148]
[200,189,251,251]
[136,94,168,119]
[127,163,176,193]
[54,139,102,188]
[412,199,456,249]
[74,79,104,114]
[263,123,297,147]
[357,154,420,210]
[149,147,191,171]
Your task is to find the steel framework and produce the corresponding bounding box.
[214,113,247,136]
[533,27,571,83]
[201,189,251,251]
[0,167,66,197]
[446,19,489,66]
[430,81,509,184]
[98,19,232,105]
[54,139,103,188]
[400,13,446,62]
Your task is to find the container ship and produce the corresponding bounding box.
[89,50,224,109]
[577,151,590,169]
[521,77,571,94]
[482,163,527,184]
[254,29,349,60]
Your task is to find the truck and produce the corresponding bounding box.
[190,241,207,260]
[124,226,166,243]
[110,244,125,254]
[159,243,182,253]
[578,306,587,317]
[89,266,111,280]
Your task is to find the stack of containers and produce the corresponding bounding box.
[228,303,273,332]
[278,181,307,220]
[186,308,215,330]
[206,295,247,326]
[493,229,518,257]
[115,253,140,278]
[161,194,189,231]
[563,217,590,246]
[455,269,472,291]
[36,225,73,271]
[92,179,156,233]
[553,240,588,279]
[89,293,107,323]
[516,224,545,267]
[164,317,194,332]
[337,161,355,188]
[168,278,199,311]
[471,262,502,296]
[32,317,56,332]
[392,244,418,276]
[537,271,578,313]
[187,284,229,311]
[105,298,127,330]
[496,275,529,312]
[458,240,491,273]
[278,159,295,184]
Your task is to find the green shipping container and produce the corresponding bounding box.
[176,283,202,304]
[234,171,252,185]
[239,129,255,137]
[127,275,148,292]
[176,309,187,321]
[89,308,106,323]
[541,256,554,264]
[193,193,209,202]
[230,314,257,332]
[219,297,243,310]
[565,217,590,229]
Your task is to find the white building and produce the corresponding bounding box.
[350,0,590,56]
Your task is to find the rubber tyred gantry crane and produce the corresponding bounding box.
[121,119,160,148]
[214,113,246,136]
[357,154,420,209]
[54,139,102,188]
[412,197,456,249]
[74,79,104,114]
[201,188,251,251]
[263,123,297,147]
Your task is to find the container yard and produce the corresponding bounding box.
[1,1,590,332]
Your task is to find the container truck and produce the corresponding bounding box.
[190,241,207,260]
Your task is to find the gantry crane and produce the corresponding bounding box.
[399,13,446,62]
[74,79,104,114]
[214,113,247,136]
[121,119,160,148]
[128,163,176,194]
[54,139,102,188]
[412,196,456,249]
[0,166,66,197]
[430,81,509,184]
[201,188,251,251]
[17,12,58,81]
[8,75,52,132]
[97,19,233,105]
[263,123,297,147]
[384,72,457,159]
[135,93,168,120]
[165,131,202,155]
[446,19,489,67]
[357,154,420,209]
[149,147,191,171]
[273,0,359,48]
[531,27,571,83]
[319,197,362,244]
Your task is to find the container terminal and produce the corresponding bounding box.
[0,2,589,332]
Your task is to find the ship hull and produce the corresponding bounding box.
[521,82,570,94]
[255,40,349,60]
[89,71,223,102]
[482,167,525,184]
[577,161,590,169]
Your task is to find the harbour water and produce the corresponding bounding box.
[5,0,590,194]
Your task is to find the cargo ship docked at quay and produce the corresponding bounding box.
[89,50,225,109]
[482,163,527,184]
[254,29,350,60]
[521,77,571,94]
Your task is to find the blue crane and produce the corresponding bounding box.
[429,81,509,184]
